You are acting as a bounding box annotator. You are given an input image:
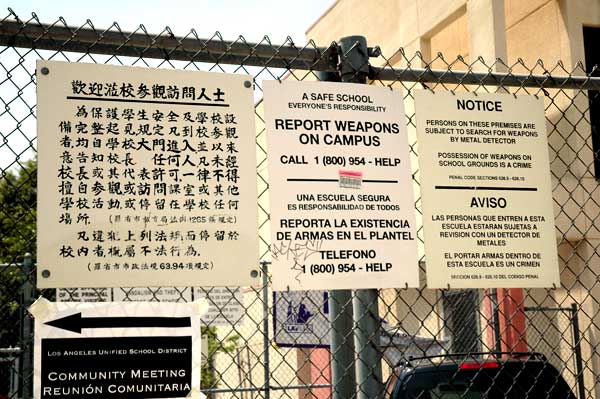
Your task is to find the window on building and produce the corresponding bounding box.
[442,290,481,353]
[583,27,600,179]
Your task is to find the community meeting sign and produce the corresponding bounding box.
[415,91,559,288]
[29,298,205,399]
[264,81,418,291]
[37,61,258,288]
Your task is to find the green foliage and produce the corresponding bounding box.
[201,326,240,390]
[0,159,37,262]
[0,159,36,346]
[0,161,242,390]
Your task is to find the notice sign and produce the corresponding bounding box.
[264,81,418,290]
[37,61,259,288]
[29,298,205,399]
[194,287,245,326]
[415,91,559,288]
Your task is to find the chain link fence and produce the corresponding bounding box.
[1,8,600,399]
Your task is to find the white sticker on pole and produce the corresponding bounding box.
[36,60,259,288]
[264,81,419,291]
[415,90,559,288]
[29,298,206,399]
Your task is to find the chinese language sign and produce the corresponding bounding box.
[37,61,258,288]
[415,91,559,288]
[264,81,419,290]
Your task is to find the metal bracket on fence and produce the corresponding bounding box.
[337,36,369,83]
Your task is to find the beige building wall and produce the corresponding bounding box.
[213,287,305,399]
[307,0,600,397]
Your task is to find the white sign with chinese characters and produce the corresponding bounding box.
[264,81,419,291]
[37,61,258,288]
[415,90,559,288]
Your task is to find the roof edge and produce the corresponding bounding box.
[305,0,341,35]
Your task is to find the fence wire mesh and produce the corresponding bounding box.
[1,9,600,399]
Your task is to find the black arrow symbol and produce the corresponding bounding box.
[45,313,191,333]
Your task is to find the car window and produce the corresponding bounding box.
[399,364,577,399]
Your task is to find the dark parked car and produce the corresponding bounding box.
[386,352,577,399]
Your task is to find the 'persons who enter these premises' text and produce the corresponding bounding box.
[415,91,559,288]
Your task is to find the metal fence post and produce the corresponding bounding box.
[338,35,384,399]
[571,303,585,399]
[260,261,271,399]
[492,289,502,353]
[316,66,357,399]
[327,290,356,399]
[353,290,383,399]
[21,253,33,399]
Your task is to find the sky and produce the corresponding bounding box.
[4,0,336,44]
[0,1,337,169]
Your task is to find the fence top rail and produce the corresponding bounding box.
[0,19,338,72]
[372,66,600,91]
[1,18,600,90]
